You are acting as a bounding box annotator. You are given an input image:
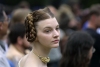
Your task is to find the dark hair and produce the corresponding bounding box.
[89,4,100,17]
[8,23,26,44]
[59,12,70,31]
[25,7,54,42]
[60,31,94,67]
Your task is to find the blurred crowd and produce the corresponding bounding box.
[0,0,100,67]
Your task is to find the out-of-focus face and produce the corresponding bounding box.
[0,22,2,30]
[0,11,9,36]
[95,15,100,27]
[1,21,8,36]
[36,17,60,48]
[22,35,31,49]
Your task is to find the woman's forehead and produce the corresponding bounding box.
[37,17,59,29]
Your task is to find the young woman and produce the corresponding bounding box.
[60,31,95,67]
[18,7,60,67]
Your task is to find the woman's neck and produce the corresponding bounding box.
[32,42,51,57]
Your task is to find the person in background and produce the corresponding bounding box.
[84,4,100,67]
[7,23,30,67]
[0,8,10,67]
[9,8,31,27]
[60,31,95,67]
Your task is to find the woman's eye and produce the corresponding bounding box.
[45,30,51,33]
[56,27,60,30]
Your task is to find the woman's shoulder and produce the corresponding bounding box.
[18,54,38,67]
[18,55,28,67]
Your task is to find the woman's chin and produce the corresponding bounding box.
[51,43,59,48]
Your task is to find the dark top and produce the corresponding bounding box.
[84,28,100,67]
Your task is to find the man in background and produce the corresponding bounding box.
[7,23,30,67]
[84,4,100,67]
[0,8,10,67]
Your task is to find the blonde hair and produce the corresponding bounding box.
[56,4,75,22]
[10,8,31,24]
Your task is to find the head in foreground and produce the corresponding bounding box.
[60,31,94,67]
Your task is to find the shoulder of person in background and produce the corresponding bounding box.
[0,51,10,67]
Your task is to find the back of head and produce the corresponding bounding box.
[10,8,31,26]
[8,23,26,44]
[18,1,30,9]
[25,7,54,42]
[60,31,94,67]
[57,4,75,22]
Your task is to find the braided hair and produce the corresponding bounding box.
[25,7,54,42]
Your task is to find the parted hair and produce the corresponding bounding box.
[25,7,54,42]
